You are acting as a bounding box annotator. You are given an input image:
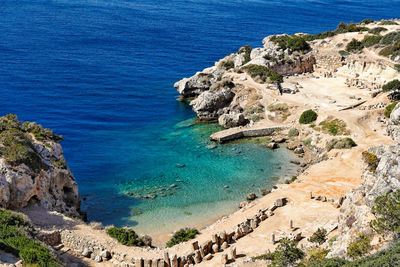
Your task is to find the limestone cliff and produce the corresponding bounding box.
[0,114,81,217]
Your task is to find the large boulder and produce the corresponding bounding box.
[390,102,400,125]
[218,113,248,128]
[174,67,224,98]
[190,89,235,120]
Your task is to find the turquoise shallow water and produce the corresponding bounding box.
[80,115,299,233]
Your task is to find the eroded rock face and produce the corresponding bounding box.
[329,110,400,257]
[0,140,81,217]
[190,89,235,120]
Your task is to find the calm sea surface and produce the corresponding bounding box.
[0,0,399,233]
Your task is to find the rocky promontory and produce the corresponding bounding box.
[0,114,81,218]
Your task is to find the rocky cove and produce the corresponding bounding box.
[2,18,400,267]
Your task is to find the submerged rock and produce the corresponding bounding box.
[246,192,257,201]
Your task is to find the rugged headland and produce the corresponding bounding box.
[2,18,400,267]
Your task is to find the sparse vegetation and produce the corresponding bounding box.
[0,208,61,266]
[308,228,327,245]
[288,128,300,138]
[382,79,400,92]
[370,190,400,234]
[346,232,372,259]
[368,27,387,35]
[299,110,317,124]
[384,101,400,118]
[326,138,357,151]
[339,50,350,57]
[362,151,379,172]
[361,35,382,47]
[346,38,364,53]
[254,238,304,266]
[318,117,349,135]
[166,228,199,248]
[267,103,288,112]
[379,20,399,26]
[303,138,314,150]
[245,103,265,122]
[241,64,283,83]
[303,247,330,265]
[285,176,297,184]
[361,19,374,25]
[106,227,146,247]
[220,60,234,70]
[270,35,311,52]
[238,45,252,64]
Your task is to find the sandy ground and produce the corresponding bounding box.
[20,23,400,266]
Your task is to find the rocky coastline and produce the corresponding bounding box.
[2,18,400,266]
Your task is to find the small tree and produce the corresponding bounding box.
[382,79,400,92]
[308,228,327,245]
[272,238,304,266]
[346,232,371,259]
[371,190,400,234]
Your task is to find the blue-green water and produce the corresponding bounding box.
[81,116,299,233]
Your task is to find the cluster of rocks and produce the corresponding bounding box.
[60,232,113,263]
[359,102,387,111]
[174,34,316,129]
[329,103,400,257]
[345,78,381,90]
[123,183,181,200]
[309,191,344,209]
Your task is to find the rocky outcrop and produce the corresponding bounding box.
[190,89,235,120]
[329,104,400,257]
[174,34,316,128]
[0,116,81,217]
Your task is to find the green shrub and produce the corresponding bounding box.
[368,27,387,35]
[288,128,300,138]
[241,64,283,83]
[166,228,199,248]
[299,110,317,124]
[270,35,311,52]
[303,247,330,265]
[272,238,304,266]
[370,190,400,234]
[395,64,400,72]
[361,35,382,47]
[339,50,350,57]
[220,60,234,70]
[285,176,297,184]
[361,19,374,25]
[346,39,364,53]
[238,45,252,64]
[382,79,400,92]
[0,208,60,266]
[346,232,371,259]
[379,20,399,25]
[307,257,349,267]
[362,151,379,172]
[106,227,146,247]
[384,101,400,118]
[379,42,400,58]
[326,138,357,151]
[346,239,400,266]
[336,22,369,34]
[380,31,400,45]
[308,228,327,245]
[267,103,288,112]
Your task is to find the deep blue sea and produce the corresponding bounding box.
[1,0,399,234]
